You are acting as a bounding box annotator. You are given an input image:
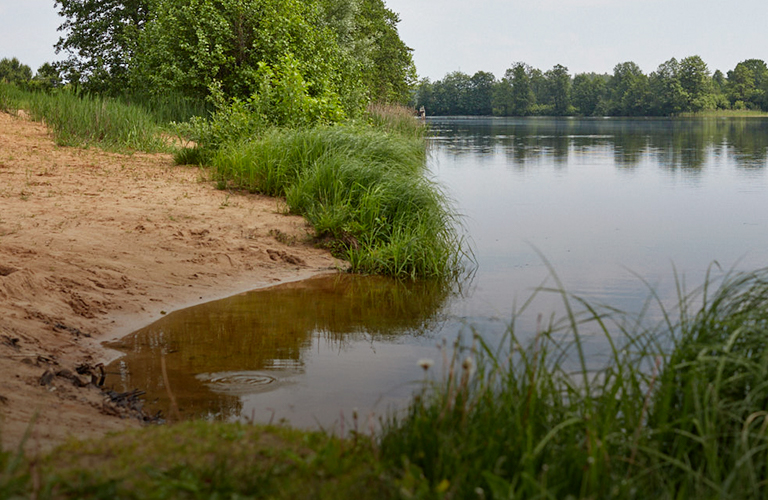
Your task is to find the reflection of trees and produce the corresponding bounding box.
[724,119,768,168]
[105,274,452,421]
[428,117,768,171]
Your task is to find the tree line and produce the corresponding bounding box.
[414,57,768,116]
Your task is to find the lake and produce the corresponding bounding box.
[105,116,768,428]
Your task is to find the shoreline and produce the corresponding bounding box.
[0,112,342,453]
[95,268,340,365]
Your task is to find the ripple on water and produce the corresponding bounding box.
[195,371,294,396]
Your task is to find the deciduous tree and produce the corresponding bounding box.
[54,0,150,93]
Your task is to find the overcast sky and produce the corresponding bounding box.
[2,0,766,81]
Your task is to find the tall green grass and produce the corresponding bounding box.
[212,126,467,279]
[120,91,211,124]
[24,90,166,151]
[366,103,426,140]
[0,83,195,152]
[379,266,768,498]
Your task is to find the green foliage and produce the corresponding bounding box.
[0,58,32,86]
[29,63,64,92]
[319,0,416,105]
[54,0,415,110]
[509,62,536,116]
[54,0,150,94]
[544,64,572,115]
[210,125,466,279]
[679,55,713,112]
[727,59,768,110]
[571,73,606,116]
[175,64,348,161]
[134,0,344,106]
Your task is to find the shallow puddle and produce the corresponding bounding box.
[105,274,452,427]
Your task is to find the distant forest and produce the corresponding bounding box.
[414,57,768,117]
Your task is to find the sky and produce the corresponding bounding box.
[1,0,766,81]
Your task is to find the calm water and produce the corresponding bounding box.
[106,117,768,428]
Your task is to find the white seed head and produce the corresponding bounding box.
[418,358,434,371]
[462,356,474,372]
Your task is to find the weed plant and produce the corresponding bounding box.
[0,83,171,152]
[379,267,768,499]
[24,90,166,151]
[120,91,211,124]
[366,103,426,140]
[0,82,25,114]
[212,126,466,279]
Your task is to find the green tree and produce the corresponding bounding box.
[712,69,727,91]
[491,76,513,116]
[508,62,535,116]
[544,64,571,115]
[54,0,150,93]
[31,63,64,91]
[728,64,754,109]
[437,71,472,115]
[413,78,436,114]
[649,58,685,115]
[318,0,414,104]
[469,71,496,115]
[571,73,606,116]
[726,60,768,110]
[728,59,768,110]
[131,0,356,123]
[529,67,547,113]
[608,61,650,116]
[679,55,713,111]
[0,57,32,85]
[353,0,416,104]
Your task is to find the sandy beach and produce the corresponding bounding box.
[0,111,342,453]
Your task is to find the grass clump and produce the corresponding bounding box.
[212,126,466,279]
[378,267,768,499]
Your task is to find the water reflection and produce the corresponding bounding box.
[105,117,768,430]
[105,274,452,422]
[429,117,768,171]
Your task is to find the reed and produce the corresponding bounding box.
[1,83,166,151]
[379,266,768,498]
[25,91,166,151]
[366,102,426,139]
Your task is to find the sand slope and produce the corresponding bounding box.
[0,112,341,452]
